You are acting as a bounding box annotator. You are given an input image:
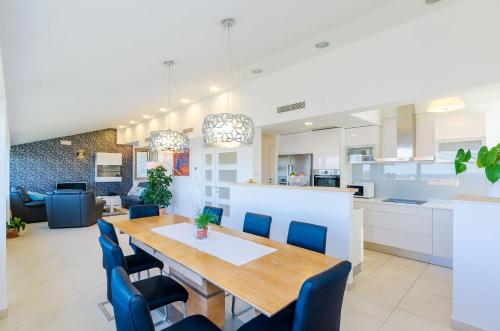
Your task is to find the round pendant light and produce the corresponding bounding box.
[202,18,255,148]
[427,97,465,113]
[149,61,189,152]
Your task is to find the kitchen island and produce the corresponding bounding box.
[229,183,362,282]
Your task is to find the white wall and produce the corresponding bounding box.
[0,47,10,316]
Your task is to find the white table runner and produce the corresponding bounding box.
[151,223,277,266]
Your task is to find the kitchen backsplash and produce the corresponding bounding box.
[352,162,487,200]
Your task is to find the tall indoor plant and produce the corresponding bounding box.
[143,165,173,212]
[455,143,500,197]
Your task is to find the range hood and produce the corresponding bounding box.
[376,104,434,163]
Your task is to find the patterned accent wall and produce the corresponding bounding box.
[10,129,133,196]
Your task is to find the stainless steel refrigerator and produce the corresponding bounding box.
[277,154,313,186]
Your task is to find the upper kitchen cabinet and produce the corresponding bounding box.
[345,126,381,163]
[278,131,313,155]
[434,113,486,161]
[312,128,341,169]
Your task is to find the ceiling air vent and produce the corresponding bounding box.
[277,101,306,114]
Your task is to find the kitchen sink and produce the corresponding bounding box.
[383,198,427,205]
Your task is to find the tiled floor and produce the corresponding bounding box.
[1,221,456,331]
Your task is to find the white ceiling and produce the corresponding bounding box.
[0,0,455,145]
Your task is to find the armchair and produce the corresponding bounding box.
[46,189,105,229]
[10,187,47,223]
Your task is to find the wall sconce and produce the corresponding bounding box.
[76,150,85,160]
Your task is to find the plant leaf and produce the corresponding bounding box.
[485,162,500,184]
[477,146,489,168]
[455,160,467,174]
[485,146,498,167]
[464,150,472,162]
[455,149,466,162]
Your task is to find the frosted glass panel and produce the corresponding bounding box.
[218,170,237,183]
[205,201,213,207]
[218,203,230,217]
[205,186,212,197]
[218,187,230,200]
[205,154,212,166]
[205,170,212,181]
[218,152,237,165]
[383,164,417,181]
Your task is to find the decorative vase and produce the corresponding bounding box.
[486,183,500,198]
[159,207,167,215]
[7,229,19,239]
[194,225,208,239]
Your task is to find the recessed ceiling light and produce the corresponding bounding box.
[129,120,137,124]
[181,99,190,104]
[159,108,167,112]
[142,115,151,119]
[118,125,127,129]
[251,68,263,74]
[210,86,220,92]
[315,41,330,49]
[425,0,442,4]
[304,122,313,126]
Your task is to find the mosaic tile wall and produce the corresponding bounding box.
[10,129,133,196]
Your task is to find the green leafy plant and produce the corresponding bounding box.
[194,211,216,229]
[143,165,173,207]
[7,217,26,233]
[455,143,500,184]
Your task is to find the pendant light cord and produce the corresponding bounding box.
[226,21,234,114]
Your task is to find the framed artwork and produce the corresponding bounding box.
[134,148,149,180]
[173,150,190,176]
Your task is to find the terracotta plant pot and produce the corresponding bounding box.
[194,226,208,239]
[7,229,19,239]
[159,207,168,215]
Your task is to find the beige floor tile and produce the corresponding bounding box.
[385,308,456,331]
[341,306,385,331]
[351,273,412,306]
[400,288,452,323]
[343,290,396,321]
[371,257,427,286]
[414,265,453,298]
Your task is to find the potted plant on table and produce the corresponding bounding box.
[6,217,26,239]
[193,210,216,239]
[455,143,500,197]
[143,165,173,214]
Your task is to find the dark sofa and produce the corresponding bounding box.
[120,182,148,209]
[10,188,47,223]
[46,189,105,229]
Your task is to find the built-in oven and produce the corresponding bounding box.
[313,169,341,188]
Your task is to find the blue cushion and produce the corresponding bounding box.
[165,315,220,331]
[24,200,46,207]
[27,191,46,201]
[287,221,327,254]
[203,206,223,225]
[129,204,159,220]
[243,212,272,238]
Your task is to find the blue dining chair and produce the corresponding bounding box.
[287,221,328,254]
[237,260,352,331]
[99,235,188,325]
[243,212,272,238]
[97,219,163,278]
[128,204,160,253]
[111,266,221,331]
[203,206,223,225]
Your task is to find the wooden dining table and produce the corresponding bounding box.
[104,213,340,327]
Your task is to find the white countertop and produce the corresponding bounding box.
[231,182,357,194]
[354,196,453,210]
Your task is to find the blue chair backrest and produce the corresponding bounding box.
[111,267,155,331]
[129,204,160,220]
[292,261,351,331]
[203,206,223,225]
[97,219,119,245]
[287,221,327,254]
[243,212,272,238]
[99,235,128,301]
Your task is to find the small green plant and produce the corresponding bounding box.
[143,165,173,207]
[7,217,26,233]
[194,211,216,229]
[455,143,500,184]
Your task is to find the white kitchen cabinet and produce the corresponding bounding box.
[363,225,372,242]
[279,131,313,155]
[312,128,340,169]
[345,126,380,148]
[372,227,433,255]
[432,209,453,259]
[416,113,435,158]
[434,113,486,141]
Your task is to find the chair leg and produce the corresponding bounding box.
[182,302,187,318]
[231,295,253,317]
[153,305,169,327]
[147,269,150,278]
[98,300,114,321]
